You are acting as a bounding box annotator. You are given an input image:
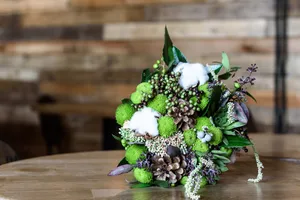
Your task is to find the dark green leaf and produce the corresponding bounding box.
[208,86,222,115]
[131,183,153,188]
[153,180,170,188]
[117,157,129,167]
[141,68,151,82]
[230,66,241,72]
[221,52,230,72]
[218,72,232,80]
[223,136,253,148]
[245,91,257,103]
[122,98,133,104]
[223,130,236,136]
[173,46,187,63]
[225,121,246,130]
[112,134,122,141]
[215,160,225,168]
[214,64,223,75]
[163,26,173,66]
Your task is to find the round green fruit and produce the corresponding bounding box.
[158,116,177,138]
[130,91,144,104]
[115,103,135,126]
[125,145,146,164]
[193,139,209,153]
[133,168,153,183]
[148,94,168,114]
[183,130,197,146]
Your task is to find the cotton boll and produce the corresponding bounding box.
[197,131,205,139]
[203,134,212,142]
[173,62,209,90]
[128,107,160,137]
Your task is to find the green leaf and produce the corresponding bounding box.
[221,52,230,72]
[215,160,225,168]
[122,98,133,104]
[225,121,246,130]
[214,64,223,75]
[208,86,222,115]
[112,134,122,141]
[230,66,241,72]
[213,155,231,163]
[223,137,229,146]
[245,91,257,103]
[220,166,229,172]
[218,72,232,80]
[223,135,253,148]
[211,150,228,155]
[141,68,152,82]
[153,180,170,188]
[195,151,207,158]
[223,130,236,136]
[131,183,153,188]
[173,46,187,63]
[163,26,173,66]
[117,157,129,167]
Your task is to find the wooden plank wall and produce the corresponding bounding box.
[0,0,299,158]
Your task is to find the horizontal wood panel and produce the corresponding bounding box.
[22,7,145,27]
[103,20,268,40]
[145,0,274,21]
[69,0,207,8]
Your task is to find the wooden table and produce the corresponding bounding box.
[0,133,300,200]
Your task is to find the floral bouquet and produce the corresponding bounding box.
[108,27,263,199]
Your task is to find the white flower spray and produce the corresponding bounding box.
[248,143,264,183]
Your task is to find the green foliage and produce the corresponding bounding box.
[200,177,208,187]
[207,86,222,116]
[193,139,209,153]
[133,168,153,184]
[115,103,135,126]
[117,157,129,167]
[158,116,177,138]
[130,91,144,104]
[225,121,246,130]
[221,52,230,72]
[112,134,121,141]
[125,145,147,164]
[148,94,168,114]
[245,91,257,102]
[183,130,197,146]
[180,176,188,185]
[198,83,212,97]
[121,98,133,104]
[137,82,152,95]
[222,135,253,148]
[220,147,233,157]
[141,68,152,82]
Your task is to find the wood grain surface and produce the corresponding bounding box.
[0,133,299,200]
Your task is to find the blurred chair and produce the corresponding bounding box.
[38,95,65,155]
[0,140,18,165]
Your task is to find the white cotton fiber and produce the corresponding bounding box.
[128,107,161,136]
[173,62,209,90]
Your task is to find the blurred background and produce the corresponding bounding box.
[0,0,299,162]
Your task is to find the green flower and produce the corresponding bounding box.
[180,176,188,185]
[131,91,144,104]
[195,117,212,131]
[198,83,211,97]
[208,126,223,146]
[158,116,177,138]
[148,94,168,114]
[193,139,209,153]
[183,130,196,146]
[137,82,152,95]
[133,168,153,183]
[115,103,135,126]
[125,145,147,164]
[199,96,209,110]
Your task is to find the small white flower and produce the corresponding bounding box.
[197,131,205,139]
[203,134,212,142]
[173,62,209,90]
[128,107,160,136]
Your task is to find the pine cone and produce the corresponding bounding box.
[151,154,187,184]
[170,99,196,131]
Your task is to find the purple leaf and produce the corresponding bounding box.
[233,102,248,124]
[240,102,250,119]
[108,164,134,176]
